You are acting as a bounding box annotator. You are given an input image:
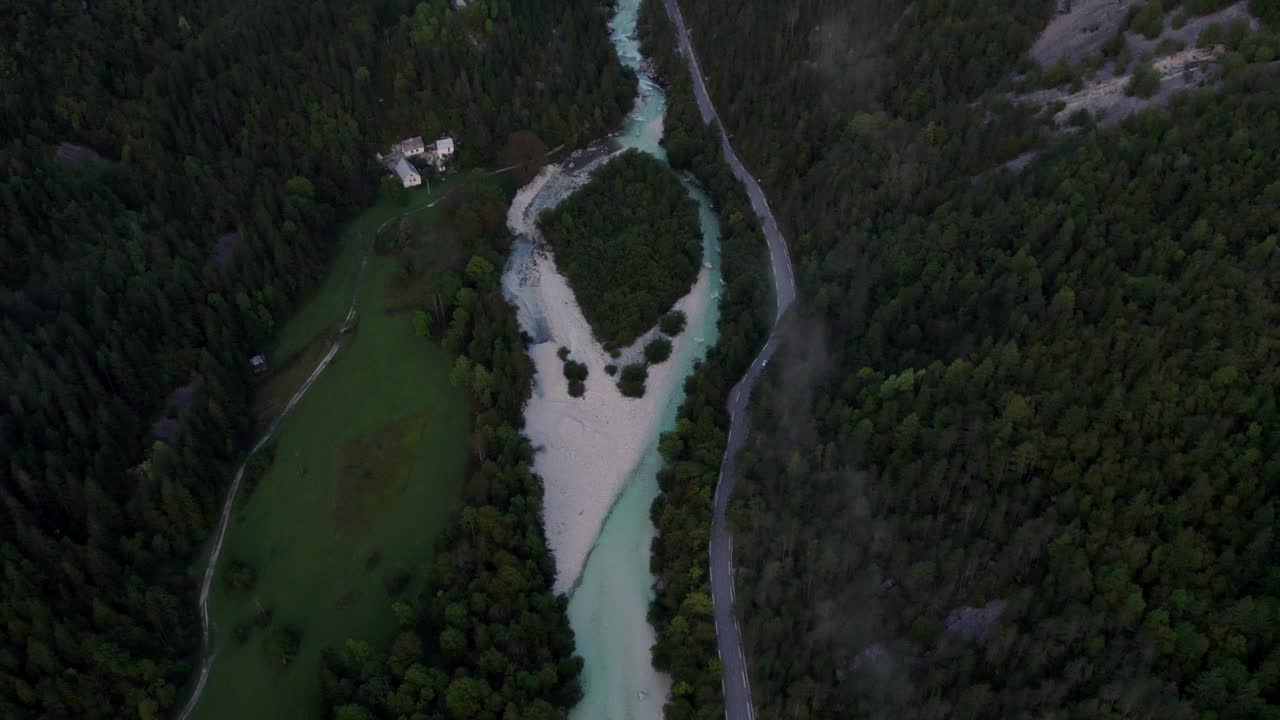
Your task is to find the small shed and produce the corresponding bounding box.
[249,354,269,374]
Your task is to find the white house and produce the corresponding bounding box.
[393,157,421,188]
[394,136,426,157]
[434,137,455,159]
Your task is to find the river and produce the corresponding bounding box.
[500,0,723,716]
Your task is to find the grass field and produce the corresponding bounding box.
[267,172,474,365]
[190,178,473,720]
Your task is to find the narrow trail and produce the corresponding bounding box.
[660,1,797,719]
[175,197,415,720]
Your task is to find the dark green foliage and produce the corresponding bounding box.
[224,560,258,592]
[644,337,673,364]
[383,569,412,597]
[0,0,629,716]
[319,172,583,719]
[1042,59,1078,88]
[660,310,688,336]
[266,626,303,666]
[557,346,570,361]
[1067,107,1093,126]
[1253,0,1280,30]
[617,363,649,398]
[1130,0,1166,39]
[656,0,1280,718]
[539,150,702,348]
[231,623,254,646]
[241,440,277,500]
[606,363,619,376]
[563,360,589,382]
[637,5,773,716]
[564,357,589,398]
[1128,63,1162,97]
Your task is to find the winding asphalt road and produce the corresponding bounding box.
[661,1,796,718]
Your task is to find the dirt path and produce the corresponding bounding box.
[176,197,423,720]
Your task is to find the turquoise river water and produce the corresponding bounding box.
[502,0,724,716]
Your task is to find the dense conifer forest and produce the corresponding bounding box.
[538,150,702,348]
[670,0,1280,717]
[0,1,629,717]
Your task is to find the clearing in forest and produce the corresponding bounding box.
[190,182,469,720]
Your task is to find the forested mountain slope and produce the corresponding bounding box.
[0,1,629,717]
[672,0,1280,717]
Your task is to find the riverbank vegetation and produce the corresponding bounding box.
[637,3,773,718]
[661,310,689,336]
[0,0,628,716]
[674,0,1280,717]
[538,150,702,348]
[318,181,584,720]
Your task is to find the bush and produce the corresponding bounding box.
[384,569,412,596]
[224,560,257,592]
[1102,31,1127,58]
[266,625,303,665]
[1156,37,1187,55]
[568,380,586,397]
[231,622,253,645]
[1042,59,1076,88]
[557,346,569,361]
[617,363,648,398]
[1068,108,1093,127]
[644,337,673,364]
[241,441,276,500]
[659,310,687,336]
[1130,0,1165,39]
[605,364,618,376]
[563,359,589,382]
[1127,63,1161,97]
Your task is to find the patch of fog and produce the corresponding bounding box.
[805,6,897,112]
[212,232,241,269]
[853,642,899,674]
[53,142,112,167]
[943,598,1008,642]
[1001,149,1042,174]
[151,382,196,443]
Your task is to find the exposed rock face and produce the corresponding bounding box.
[212,233,241,268]
[944,598,1008,641]
[53,142,111,166]
[1030,0,1143,68]
[1020,45,1223,125]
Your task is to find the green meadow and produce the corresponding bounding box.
[191,178,472,720]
